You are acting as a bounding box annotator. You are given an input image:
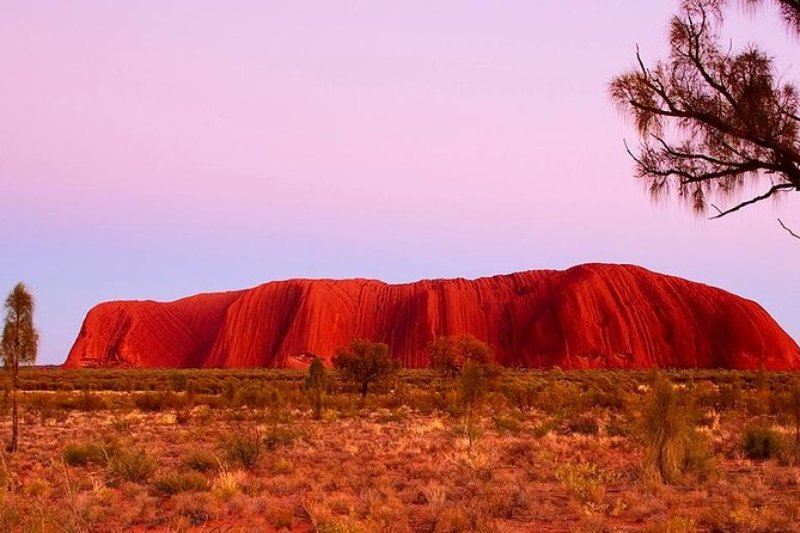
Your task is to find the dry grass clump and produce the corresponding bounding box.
[265,506,294,529]
[152,470,210,494]
[555,461,607,507]
[212,468,244,501]
[640,377,713,484]
[106,447,156,485]
[184,448,220,472]
[219,429,262,469]
[742,425,784,460]
[63,441,108,466]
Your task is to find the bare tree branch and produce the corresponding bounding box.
[778,218,800,239]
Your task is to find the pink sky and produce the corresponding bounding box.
[1,1,798,365]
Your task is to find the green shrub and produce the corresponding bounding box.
[305,357,327,419]
[168,372,188,392]
[493,415,522,434]
[264,427,299,451]
[533,421,555,438]
[107,448,156,485]
[555,462,606,506]
[63,442,107,466]
[153,471,210,494]
[266,507,294,529]
[134,392,165,412]
[568,415,599,436]
[221,431,262,469]
[333,339,398,398]
[640,376,711,484]
[185,449,220,472]
[743,425,783,459]
[64,437,120,466]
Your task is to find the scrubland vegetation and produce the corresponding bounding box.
[1,365,800,531]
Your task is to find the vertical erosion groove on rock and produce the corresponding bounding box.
[63,264,800,370]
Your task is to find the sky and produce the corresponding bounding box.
[1,1,798,365]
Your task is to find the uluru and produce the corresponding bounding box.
[63,263,800,370]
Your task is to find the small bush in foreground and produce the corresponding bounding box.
[63,442,107,466]
[264,427,298,451]
[153,471,210,494]
[568,415,600,436]
[220,430,262,469]
[743,425,783,460]
[107,448,156,485]
[555,462,606,506]
[184,449,219,472]
[640,377,711,484]
[266,507,294,529]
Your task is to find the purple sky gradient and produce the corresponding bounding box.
[1,1,798,365]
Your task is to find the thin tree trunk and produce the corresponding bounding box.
[8,364,18,453]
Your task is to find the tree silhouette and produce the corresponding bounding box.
[332,339,398,398]
[1,283,38,452]
[611,0,800,233]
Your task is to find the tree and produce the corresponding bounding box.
[611,0,800,232]
[304,357,327,419]
[429,334,495,379]
[332,339,398,398]
[1,283,39,453]
[456,353,501,448]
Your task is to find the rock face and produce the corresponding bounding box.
[63,264,800,370]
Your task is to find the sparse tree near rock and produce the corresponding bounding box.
[611,0,800,235]
[429,334,495,379]
[454,344,500,448]
[305,357,327,419]
[332,339,398,399]
[1,283,39,453]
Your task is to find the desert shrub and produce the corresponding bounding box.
[168,372,188,392]
[555,462,606,507]
[111,416,132,434]
[185,449,219,472]
[305,357,327,419]
[568,415,600,436]
[533,420,556,438]
[175,409,192,425]
[485,483,531,519]
[502,381,539,412]
[719,376,743,410]
[212,468,243,501]
[333,339,398,399]
[493,415,522,434]
[220,430,262,469]
[607,416,631,438]
[134,392,165,412]
[173,492,213,526]
[266,507,294,529]
[640,376,712,484]
[264,427,299,451]
[107,448,156,485]
[63,442,107,466]
[429,335,495,379]
[234,384,282,409]
[272,458,294,475]
[75,390,109,411]
[456,356,501,446]
[646,517,697,533]
[743,425,784,460]
[153,471,210,494]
